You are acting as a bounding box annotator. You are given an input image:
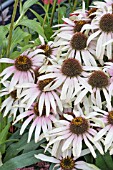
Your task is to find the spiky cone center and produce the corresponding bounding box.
[74,20,87,32]
[61,58,83,77]
[70,117,89,135]
[107,111,113,125]
[99,14,113,32]
[88,71,109,88]
[87,8,97,19]
[40,45,52,56]
[10,90,17,100]
[15,56,32,71]
[71,32,87,50]
[33,103,46,117]
[38,78,54,91]
[60,157,75,170]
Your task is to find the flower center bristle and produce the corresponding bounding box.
[99,14,113,32]
[15,56,32,71]
[74,20,87,32]
[61,58,83,77]
[88,71,109,88]
[107,111,113,125]
[40,45,52,56]
[10,90,17,99]
[71,32,87,50]
[87,8,97,19]
[38,78,53,91]
[60,157,75,170]
[70,117,89,135]
[33,103,46,116]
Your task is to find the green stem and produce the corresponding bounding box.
[50,0,57,27]
[73,0,78,11]
[6,0,19,58]
[42,3,50,28]
[58,4,60,25]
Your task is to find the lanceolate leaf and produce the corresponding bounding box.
[0,150,43,170]
[96,151,113,170]
[18,19,47,41]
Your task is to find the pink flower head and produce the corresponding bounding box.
[0,49,45,92]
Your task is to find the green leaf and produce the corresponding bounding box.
[1,150,43,170]
[22,0,38,13]
[11,27,31,51]
[0,152,3,167]
[0,123,10,145]
[44,24,53,41]
[18,19,47,41]
[0,26,8,46]
[96,151,113,170]
[30,9,44,25]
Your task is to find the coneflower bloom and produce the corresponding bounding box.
[52,14,88,39]
[38,35,57,59]
[39,58,96,102]
[88,70,111,110]
[54,31,97,66]
[0,81,24,120]
[82,6,113,63]
[17,78,63,115]
[35,146,100,170]
[0,49,45,92]
[45,109,104,158]
[35,153,100,170]
[13,103,57,143]
[93,106,113,153]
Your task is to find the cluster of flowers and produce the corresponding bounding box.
[1,0,113,169]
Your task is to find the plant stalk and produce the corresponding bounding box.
[6,0,19,58]
[50,0,57,27]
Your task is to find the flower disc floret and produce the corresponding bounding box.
[74,20,87,32]
[70,32,87,50]
[34,103,46,116]
[60,157,75,170]
[99,14,113,33]
[88,71,109,88]
[61,58,83,77]
[10,90,17,99]
[38,78,53,91]
[40,45,52,56]
[15,56,32,71]
[107,111,113,125]
[87,8,97,19]
[70,117,89,135]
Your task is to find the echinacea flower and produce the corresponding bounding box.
[94,106,113,153]
[0,49,45,92]
[35,152,100,170]
[0,81,24,120]
[88,70,111,110]
[13,102,57,143]
[54,31,97,66]
[82,5,113,63]
[38,35,57,59]
[39,58,95,102]
[52,14,88,39]
[16,78,63,116]
[45,109,104,158]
